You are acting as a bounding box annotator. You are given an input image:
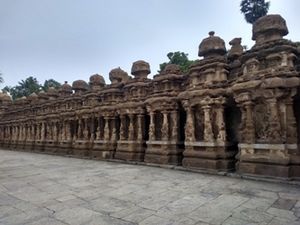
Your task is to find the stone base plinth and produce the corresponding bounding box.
[2,140,12,149]
[58,141,73,155]
[115,140,145,162]
[23,141,35,152]
[91,140,116,160]
[182,141,237,171]
[237,143,298,178]
[144,141,183,165]
[43,141,60,154]
[34,141,45,152]
[73,140,91,157]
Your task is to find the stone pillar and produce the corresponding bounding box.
[185,107,195,142]
[61,120,66,141]
[137,114,144,141]
[83,118,89,140]
[149,111,155,141]
[244,101,255,143]
[203,105,214,142]
[128,114,135,141]
[77,119,82,139]
[267,98,282,143]
[285,98,297,144]
[35,124,39,140]
[119,115,126,140]
[171,110,178,142]
[161,111,169,141]
[53,122,58,142]
[66,120,71,141]
[216,106,226,142]
[104,117,110,141]
[96,117,101,140]
[90,117,95,141]
[111,117,117,141]
[41,122,45,141]
[24,124,28,141]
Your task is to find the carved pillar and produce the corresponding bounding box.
[285,98,297,144]
[216,106,226,142]
[244,101,255,143]
[11,126,14,140]
[60,120,66,141]
[185,107,195,142]
[90,116,95,141]
[267,98,282,143]
[41,122,45,141]
[35,124,40,141]
[24,124,28,141]
[83,118,89,140]
[96,117,101,140]
[77,119,82,139]
[170,111,178,142]
[104,117,110,141]
[111,117,117,141]
[66,120,71,141]
[128,114,135,141]
[203,105,214,142]
[149,111,155,141]
[161,111,169,141]
[53,122,58,142]
[119,115,126,140]
[137,114,144,141]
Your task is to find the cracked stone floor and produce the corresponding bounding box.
[0,150,300,225]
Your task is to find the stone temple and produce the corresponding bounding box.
[0,14,299,180]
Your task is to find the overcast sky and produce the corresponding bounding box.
[0,0,299,88]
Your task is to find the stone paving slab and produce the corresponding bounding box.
[0,150,300,225]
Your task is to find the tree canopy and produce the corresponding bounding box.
[0,73,3,84]
[2,77,61,100]
[42,79,61,92]
[159,52,196,73]
[240,0,270,24]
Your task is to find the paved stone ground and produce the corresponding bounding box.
[0,150,300,225]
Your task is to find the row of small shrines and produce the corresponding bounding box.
[1,14,300,180]
[0,112,185,163]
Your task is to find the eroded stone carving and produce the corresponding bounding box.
[0,14,299,179]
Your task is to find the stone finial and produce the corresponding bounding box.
[38,90,49,100]
[72,80,89,94]
[0,92,12,104]
[59,81,73,96]
[252,14,288,45]
[198,31,226,58]
[47,87,59,99]
[161,64,181,75]
[27,92,38,102]
[89,74,106,90]
[131,60,151,80]
[228,38,243,60]
[109,67,129,84]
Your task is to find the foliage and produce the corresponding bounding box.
[0,72,3,84]
[2,76,61,100]
[295,42,300,47]
[159,52,195,73]
[240,0,270,24]
[42,79,61,92]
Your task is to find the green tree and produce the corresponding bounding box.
[240,0,270,24]
[159,52,195,73]
[0,72,3,84]
[2,77,61,100]
[3,76,41,100]
[42,79,61,91]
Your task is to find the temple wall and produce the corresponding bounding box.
[0,14,300,180]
